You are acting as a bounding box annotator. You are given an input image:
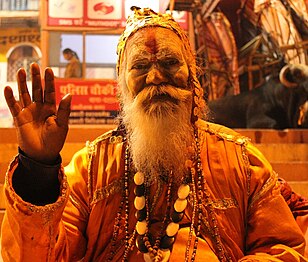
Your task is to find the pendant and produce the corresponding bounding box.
[143,249,171,262]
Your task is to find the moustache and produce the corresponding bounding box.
[136,85,193,105]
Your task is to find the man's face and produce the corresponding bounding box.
[124,27,190,98]
[120,27,194,177]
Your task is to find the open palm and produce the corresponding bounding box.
[4,63,72,164]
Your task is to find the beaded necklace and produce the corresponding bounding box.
[107,128,230,262]
[134,170,190,262]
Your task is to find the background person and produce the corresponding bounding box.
[62,48,82,78]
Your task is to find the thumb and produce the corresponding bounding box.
[57,93,72,127]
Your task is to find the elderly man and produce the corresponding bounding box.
[1,7,306,262]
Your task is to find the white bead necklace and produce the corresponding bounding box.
[133,171,191,262]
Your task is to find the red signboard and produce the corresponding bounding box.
[55,78,120,124]
[47,0,188,30]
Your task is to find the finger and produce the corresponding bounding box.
[57,93,72,127]
[17,68,31,107]
[31,63,43,103]
[43,67,56,106]
[4,86,22,117]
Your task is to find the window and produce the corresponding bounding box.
[85,35,118,64]
[85,34,119,79]
[49,32,119,79]
[7,44,41,81]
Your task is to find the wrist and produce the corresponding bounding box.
[19,147,61,166]
[18,147,62,167]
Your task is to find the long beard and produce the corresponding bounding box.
[121,84,194,185]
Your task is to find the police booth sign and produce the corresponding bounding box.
[55,79,120,125]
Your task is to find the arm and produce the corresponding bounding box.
[1,147,90,262]
[0,63,83,261]
[240,142,307,261]
[1,156,69,261]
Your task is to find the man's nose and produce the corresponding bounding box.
[146,66,168,85]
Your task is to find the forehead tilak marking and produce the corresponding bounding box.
[144,29,158,55]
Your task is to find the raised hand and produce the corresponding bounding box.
[4,63,72,164]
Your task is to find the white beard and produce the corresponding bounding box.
[121,84,194,185]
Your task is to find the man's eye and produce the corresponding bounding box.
[162,59,179,66]
[132,64,148,70]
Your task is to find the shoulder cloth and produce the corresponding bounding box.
[198,120,250,145]
[85,128,125,156]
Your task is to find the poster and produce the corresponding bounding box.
[55,78,120,124]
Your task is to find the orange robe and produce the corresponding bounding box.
[1,120,307,261]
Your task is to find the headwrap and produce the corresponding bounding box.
[116,6,206,122]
